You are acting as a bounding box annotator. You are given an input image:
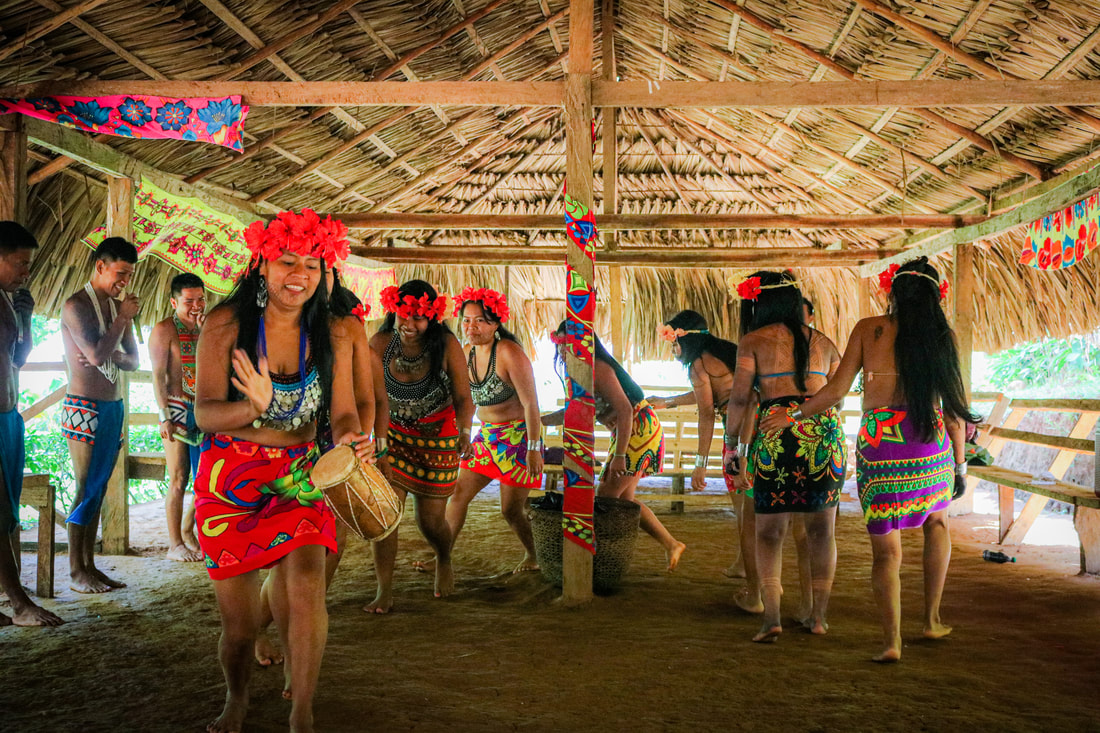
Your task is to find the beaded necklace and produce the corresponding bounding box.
[252,314,310,429]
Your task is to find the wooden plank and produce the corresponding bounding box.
[1008,399,1100,413]
[1074,507,1100,574]
[860,163,1100,276]
[970,465,1100,509]
[0,115,27,223]
[351,245,900,267]
[1001,492,1048,546]
[21,477,55,599]
[127,453,167,482]
[19,384,66,421]
[988,428,1095,455]
[331,213,984,230]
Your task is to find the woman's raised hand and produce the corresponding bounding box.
[339,432,376,463]
[230,348,274,417]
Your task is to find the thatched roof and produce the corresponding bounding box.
[4,0,1100,356]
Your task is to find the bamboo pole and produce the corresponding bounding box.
[102,176,133,555]
[0,115,27,223]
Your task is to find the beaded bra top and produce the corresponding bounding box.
[255,357,322,431]
[467,341,516,407]
[383,335,452,426]
[173,314,199,397]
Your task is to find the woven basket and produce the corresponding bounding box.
[529,494,641,593]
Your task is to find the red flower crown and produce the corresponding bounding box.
[380,285,452,321]
[243,208,349,268]
[735,275,797,301]
[877,264,949,301]
[454,287,510,323]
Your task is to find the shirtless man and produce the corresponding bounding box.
[148,273,205,562]
[60,237,140,593]
[0,222,62,626]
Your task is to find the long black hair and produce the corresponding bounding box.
[665,309,737,373]
[739,270,809,392]
[328,268,362,319]
[890,257,980,440]
[553,320,643,405]
[459,298,518,343]
[218,262,334,420]
[377,279,453,376]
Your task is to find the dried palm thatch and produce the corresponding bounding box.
[3,0,1100,356]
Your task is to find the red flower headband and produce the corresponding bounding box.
[380,285,452,321]
[735,275,797,301]
[877,264,949,301]
[351,303,370,323]
[454,287,510,323]
[243,208,349,268]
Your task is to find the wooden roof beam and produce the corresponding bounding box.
[350,245,902,267]
[706,0,1045,181]
[0,0,112,63]
[851,0,1100,136]
[327,213,985,229]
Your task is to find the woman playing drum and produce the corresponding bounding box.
[194,209,361,733]
[447,287,543,574]
[760,257,975,662]
[367,280,474,610]
[545,321,686,571]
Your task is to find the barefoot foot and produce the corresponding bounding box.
[872,648,901,664]
[722,561,746,579]
[752,624,782,643]
[254,631,284,666]
[70,571,112,594]
[666,542,687,572]
[91,567,126,588]
[167,543,203,562]
[411,558,435,573]
[10,602,64,627]
[807,618,829,636]
[733,589,764,615]
[364,590,393,614]
[207,693,248,733]
[512,554,540,574]
[923,622,953,640]
[435,560,454,598]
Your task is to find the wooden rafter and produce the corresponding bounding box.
[623,109,691,212]
[706,0,1046,181]
[325,213,986,229]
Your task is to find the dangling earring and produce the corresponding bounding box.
[494,330,501,341]
[256,276,268,308]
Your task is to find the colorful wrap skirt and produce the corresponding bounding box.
[747,396,846,514]
[194,434,337,580]
[602,400,664,480]
[387,404,460,498]
[857,407,952,535]
[460,417,542,489]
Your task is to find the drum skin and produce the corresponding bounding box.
[312,445,403,541]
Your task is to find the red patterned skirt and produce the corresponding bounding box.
[194,434,337,580]
[387,405,460,498]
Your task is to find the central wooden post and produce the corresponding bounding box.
[562,0,596,605]
[951,242,976,516]
[101,176,133,555]
[0,115,27,222]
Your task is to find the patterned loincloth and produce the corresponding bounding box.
[387,404,460,498]
[461,417,542,489]
[62,395,124,526]
[601,400,664,480]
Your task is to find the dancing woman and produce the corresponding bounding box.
[725,271,845,643]
[194,209,359,733]
[447,288,543,573]
[546,321,686,571]
[368,280,474,609]
[760,257,975,662]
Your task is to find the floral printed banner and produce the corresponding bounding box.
[0,94,247,151]
[81,177,252,294]
[340,259,396,319]
[1020,192,1099,270]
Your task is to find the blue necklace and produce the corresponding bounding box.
[252,314,308,428]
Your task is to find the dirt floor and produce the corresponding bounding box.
[3,483,1100,733]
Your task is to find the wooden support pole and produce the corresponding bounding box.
[609,266,624,359]
[101,176,133,556]
[562,0,595,607]
[950,242,976,516]
[0,115,27,223]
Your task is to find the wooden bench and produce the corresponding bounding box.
[543,406,730,511]
[128,452,167,481]
[968,396,1100,574]
[18,474,56,598]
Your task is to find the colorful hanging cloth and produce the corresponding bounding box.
[0,94,248,152]
[1020,192,1099,270]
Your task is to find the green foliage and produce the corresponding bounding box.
[986,333,1100,397]
[29,313,59,346]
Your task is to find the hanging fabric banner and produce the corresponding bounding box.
[339,258,397,318]
[1020,192,1099,270]
[81,177,252,294]
[0,94,248,152]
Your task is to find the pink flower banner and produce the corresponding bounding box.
[339,259,397,319]
[0,94,248,152]
[1020,192,1099,270]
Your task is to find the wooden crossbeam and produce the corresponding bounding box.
[7,79,1100,110]
[329,213,984,230]
[350,245,900,266]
